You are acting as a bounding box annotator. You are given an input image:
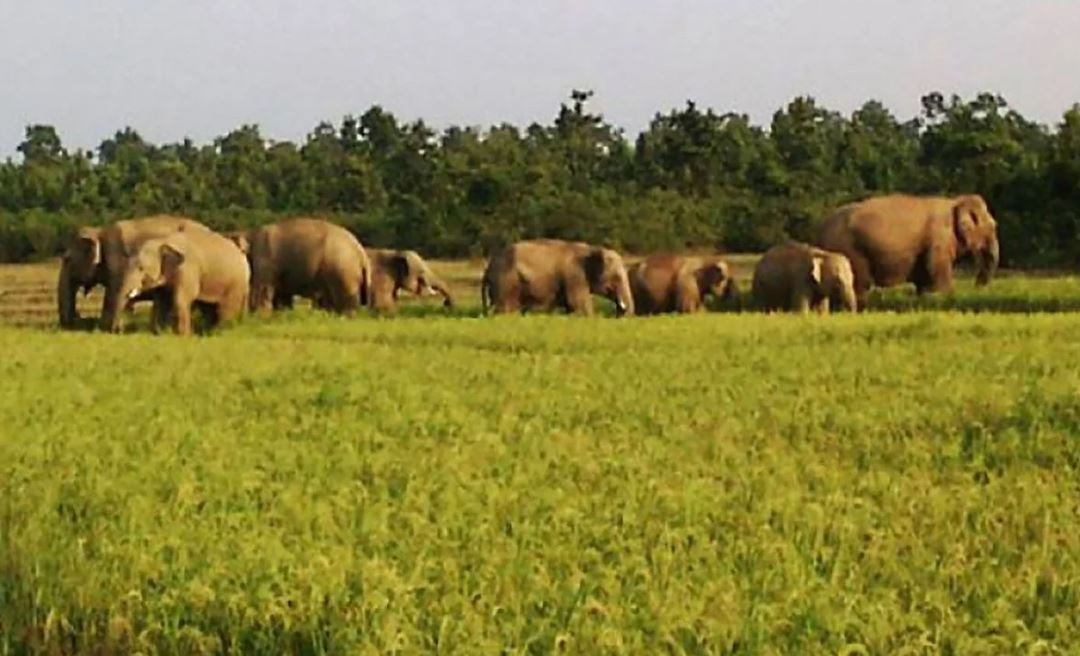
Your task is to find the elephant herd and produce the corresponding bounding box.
[482,192,999,317]
[57,217,453,334]
[56,193,1000,333]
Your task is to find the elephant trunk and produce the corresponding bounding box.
[722,278,739,305]
[57,258,78,328]
[106,271,139,332]
[976,235,999,286]
[430,277,454,308]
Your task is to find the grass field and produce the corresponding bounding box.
[3,259,1080,654]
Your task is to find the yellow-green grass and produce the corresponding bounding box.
[3,297,1080,652]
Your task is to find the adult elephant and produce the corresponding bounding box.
[118,229,250,335]
[815,194,1000,307]
[481,239,634,316]
[238,218,371,314]
[752,241,857,314]
[367,248,454,311]
[628,254,737,314]
[57,215,210,331]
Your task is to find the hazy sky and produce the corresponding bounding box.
[2,1,1079,156]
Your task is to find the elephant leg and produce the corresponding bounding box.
[250,279,274,314]
[565,285,594,316]
[923,246,955,294]
[847,252,874,310]
[675,283,701,314]
[173,300,193,336]
[217,288,246,327]
[272,290,294,310]
[493,293,519,315]
[335,274,360,315]
[791,288,812,314]
[100,278,123,332]
[150,293,172,335]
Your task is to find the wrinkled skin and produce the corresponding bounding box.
[628,254,737,315]
[366,249,454,312]
[57,216,210,331]
[752,241,858,314]
[118,230,250,335]
[815,194,1000,308]
[236,218,371,315]
[482,239,634,316]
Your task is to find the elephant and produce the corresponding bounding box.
[815,194,1000,307]
[117,228,250,335]
[481,239,634,316]
[237,218,371,314]
[367,248,454,312]
[751,241,857,314]
[628,254,737,314]
[57,215,210,331]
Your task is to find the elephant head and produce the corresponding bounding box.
[118,239,185,303]
[584,247,634,316]
[57,227,103,327]
[811,252,857,312]
[695,259,738,304]
[388,250,454,307]
[953,195,999,286]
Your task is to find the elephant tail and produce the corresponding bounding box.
[480,269,491,315]
[360,260,372,307]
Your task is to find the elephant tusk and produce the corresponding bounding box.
[126,288,141,300]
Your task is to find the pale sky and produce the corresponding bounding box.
[2,1,1079,156]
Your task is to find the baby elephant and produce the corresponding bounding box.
[118,229,250,334]
[628,254,737,314]
[752,241,857,314]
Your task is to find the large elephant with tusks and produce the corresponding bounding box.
[815,194,1000,308]
[482,239,634,316]
[57,215,210,331]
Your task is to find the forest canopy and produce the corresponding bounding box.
[2,90,1079,267]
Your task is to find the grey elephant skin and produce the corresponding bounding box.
[57,215,211,331]
[118,229,250,335]
[815,194,1000,308]
[233,218,371,314]
[628,254,737,315]
[367,248,454,311]
[752,241,857,314]
[482,239,634,316]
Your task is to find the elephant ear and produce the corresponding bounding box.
[952,197,981,252]
[583,249,605,285]
[707,262,729,286]
[387,253,408,281]
[66,229,101,265]
[78,235,100,265]
[159,243,185,282]
[809,256,823,287]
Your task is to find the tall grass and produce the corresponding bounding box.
[2,289,1080,652]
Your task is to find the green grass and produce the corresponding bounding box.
[3,278,1080,653]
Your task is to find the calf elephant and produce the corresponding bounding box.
[118,229,250,335]
[367,249,454,311]
[815,193,1000,308]
[628,255,737,314]
[752,241,857,314]
[238,218,371,314]
[57,215,210,331]
[482,239,634,316]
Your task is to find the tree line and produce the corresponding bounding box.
[2,90,1079,267]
